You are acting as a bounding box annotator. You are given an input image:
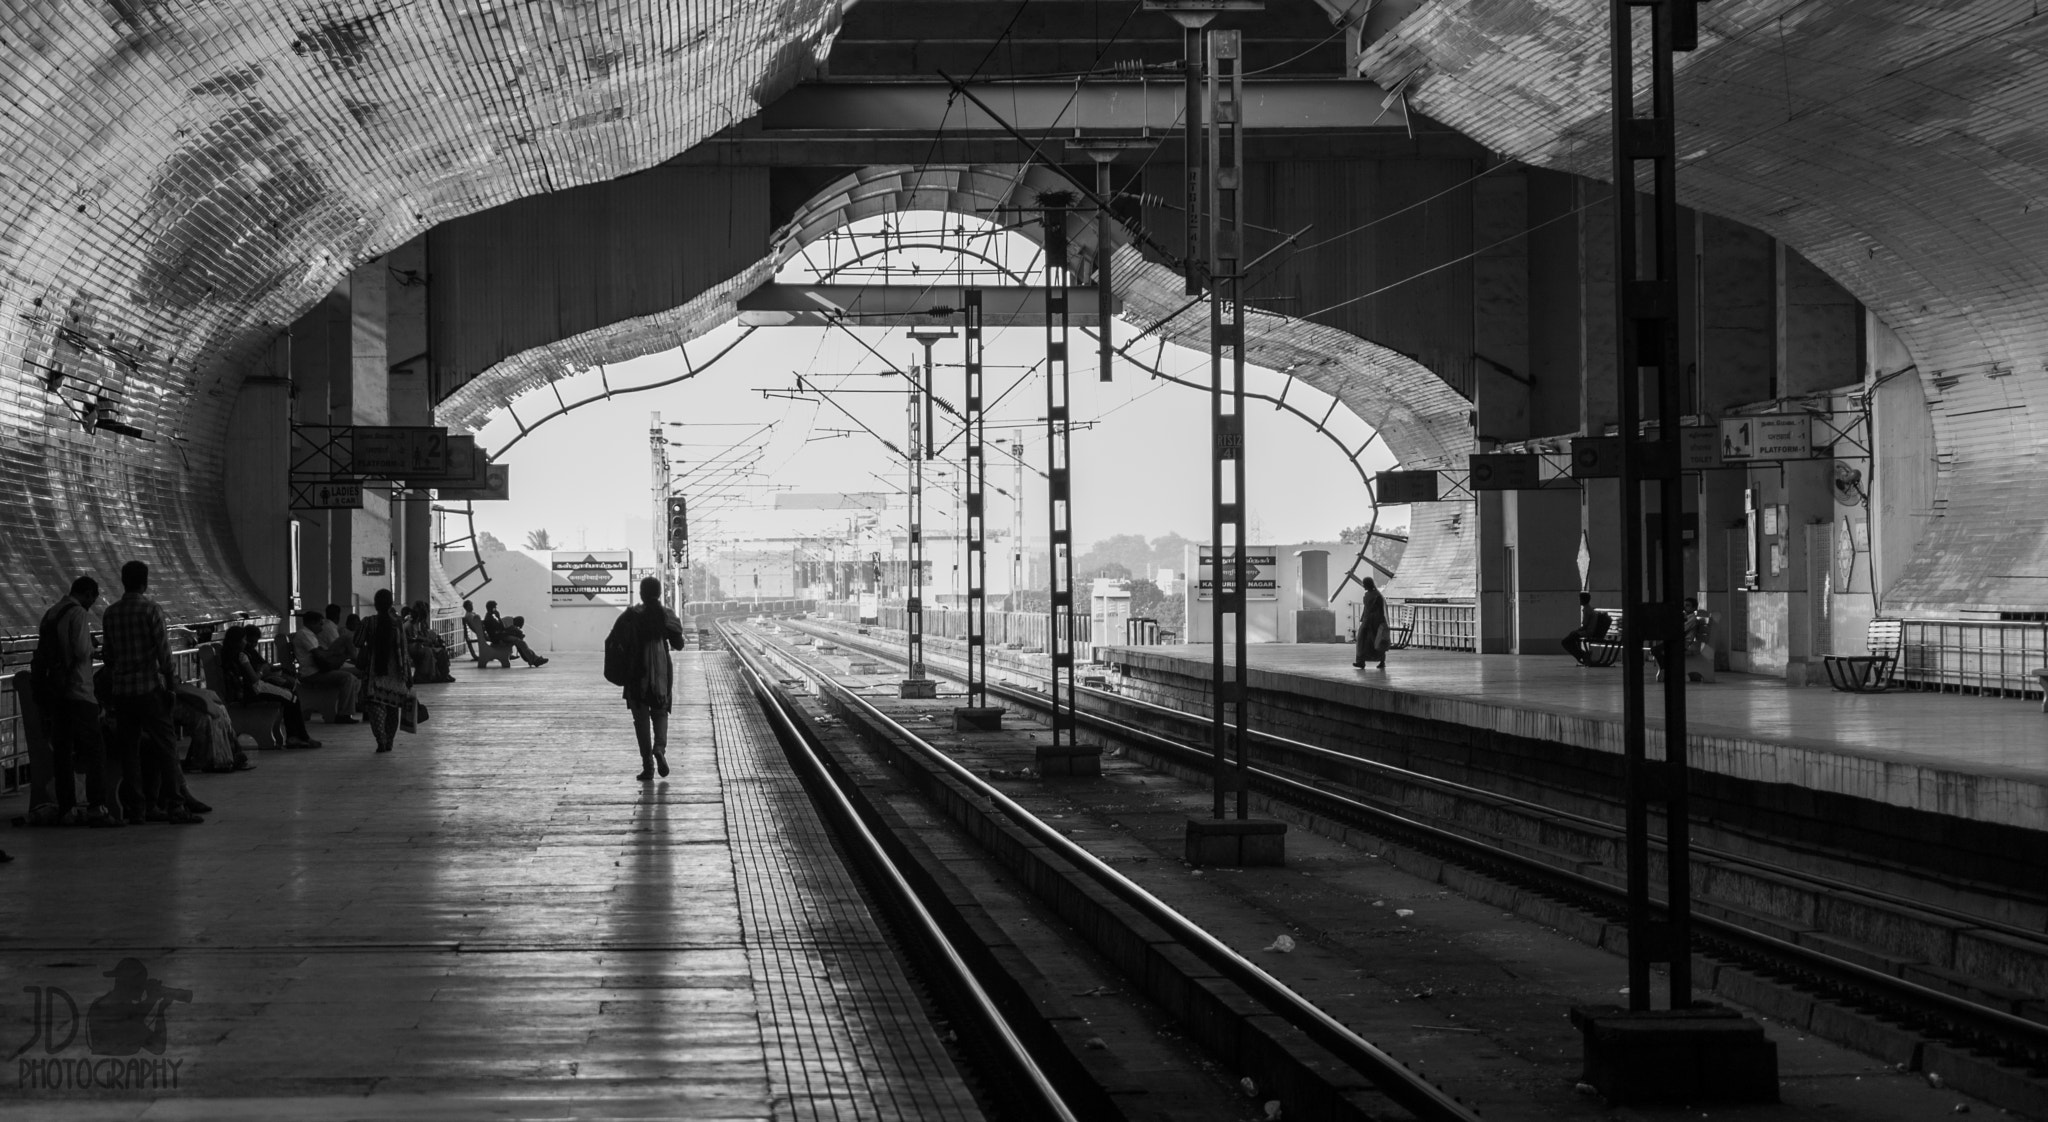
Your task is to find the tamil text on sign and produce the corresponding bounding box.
[550,551,632,606]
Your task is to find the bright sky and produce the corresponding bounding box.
[464,215,1406,562]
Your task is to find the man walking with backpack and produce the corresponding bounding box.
[604,577,684,781]
[25,576,116,826]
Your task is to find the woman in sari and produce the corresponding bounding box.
[353,589,411,753]
[1353,577,1390,671]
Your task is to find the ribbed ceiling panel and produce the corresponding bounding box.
[0,0,841,630]
[1361,0,2048,613]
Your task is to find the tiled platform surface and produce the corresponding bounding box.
[1107,644,2048,833]
[0,651,978,1120]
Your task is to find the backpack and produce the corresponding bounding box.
[30,600,80,706]
[602,611,638,687]
[1588,611,1612,641]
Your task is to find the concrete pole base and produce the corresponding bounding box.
[1183,817,1287,867]
[1569,1004,1779,1105]
[1035,742,1101,777]
[953,706,1005,732]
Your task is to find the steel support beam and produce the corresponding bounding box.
[736,284,1115,328]
[1206,30,1251,822]
[1044,201,1079,754]
[757,79,1408,135]
[964,291,991,708]
[1613,0,1695,1011]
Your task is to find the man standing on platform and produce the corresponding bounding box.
[27,576,113,825]
[102,561,201,825]
[1353,577,1390,671]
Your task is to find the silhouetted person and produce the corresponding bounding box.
[87,958,187,1056]
[500,615,547,667]
[609,576,684,781]
[1352,577,1389,671]
[102,561,199,824]
[1561,592,1610,666]
[354,589,409,753]
[292,610,361,723]
[32,576,114,824]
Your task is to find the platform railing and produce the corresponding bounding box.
[1397,602,1477,652]
[817,600,1095,660]
[1897,619,2048,699]
[0,614,283,796]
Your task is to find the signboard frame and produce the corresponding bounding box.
[1193,548,1281,601]
[1720,415,1814,462]
[550,550,633,606]
[1373,469,1440,505]
[350,425,450,479]
[438,462,511,502]
[290,480,364,510]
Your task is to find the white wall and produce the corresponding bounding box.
[442,548,630,652]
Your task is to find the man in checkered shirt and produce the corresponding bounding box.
[102,561,202,825]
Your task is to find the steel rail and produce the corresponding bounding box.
[720,626,1081,1122]
[962,685,2048,1069]
[778,618,2048,1070]
[1082,683,2048,941]
[727,622,1485,1122]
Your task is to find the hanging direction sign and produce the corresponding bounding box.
[290,480,364,510]
[1721,415,1812,462]
[438,462,510,501]
[351,425,448,478]
[1373,469,1440,505]
[1468,453,1545,491]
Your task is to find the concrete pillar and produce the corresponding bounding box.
[345,258,393,615]
[1476,492,1510,653]
[1698,217,1779,673]
[387,237,433,610]
[1526,169,1583,439]
[1506,488,1582,653]
[1293,548,1334,643]
[289,285,351,616]
[1577,178,1621,607]
[1472,167,1530,444]
[224,334,293,614]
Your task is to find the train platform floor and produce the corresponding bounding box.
[0,651,979,1121]
[1105,643,2048,833]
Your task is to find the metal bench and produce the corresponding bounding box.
[465,618,515,669]
[1582,609,1624,667]
[196,644,285,748]
[1823,618,1901,693]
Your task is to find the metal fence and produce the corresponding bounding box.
[1897,619,2048,699]
[1397,602,1477,652]
[817,600,1096,659]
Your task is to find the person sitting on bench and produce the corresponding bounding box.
[1561,592,1610,666]
[291,610,361,723]
[499,616,548,667]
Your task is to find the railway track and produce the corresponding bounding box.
[769,615,2048,1115]
[723,620,1490,1122]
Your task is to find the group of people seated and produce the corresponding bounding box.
[8,571,466,843]
[461,600,548,667]
[1560,592,1717,682]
